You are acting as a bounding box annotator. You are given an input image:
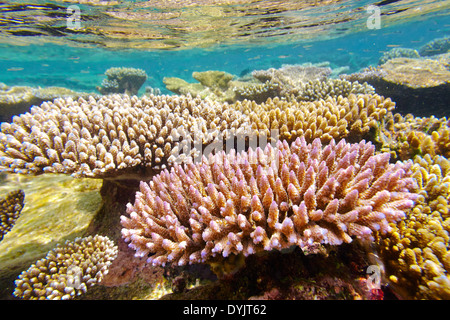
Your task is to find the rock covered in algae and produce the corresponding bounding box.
[13,235,117,300]
[0,174,103,299]
[341,56,450,117]
[0,189,25,242]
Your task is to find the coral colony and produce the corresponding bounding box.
[121,137,418,266]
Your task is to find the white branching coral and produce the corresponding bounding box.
[121,137,418,267]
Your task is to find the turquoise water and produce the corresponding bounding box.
[0,1,448,94]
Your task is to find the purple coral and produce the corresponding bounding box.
[121,137,418,266]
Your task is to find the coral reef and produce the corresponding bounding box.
[164,65,371,104]
[376,154,450,299]
[192,70,234,89]
[235,93,394,144]
[121,136,418,267]
[378,48,420,65]
[419,37,450,57]
[341,57,450,117]
[0,94,249,178]
[0,84,99,122]
[13,235,117,300]
[0,173,103,299]
[0,189,25,242]
[97,67,148,96]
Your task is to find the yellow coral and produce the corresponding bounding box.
[376,154,450,299]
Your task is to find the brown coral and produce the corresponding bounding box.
[121,137,418,267]
[289,79,375,102]
[0,189,25,241]
[0,94,249,179]
[378,112,450,161]
[13,235,118,300]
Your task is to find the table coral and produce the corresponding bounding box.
[0,189,25,241]
[376,154,450,299]
[121,137,418,267]
[13,235,117,300]
[0,94,249,178]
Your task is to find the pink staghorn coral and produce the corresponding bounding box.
[121,137,418,267]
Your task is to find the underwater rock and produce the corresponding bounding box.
[0,85,99,123]
[0,189,25,242]
[342,56,450,118]
[160,245,379,300]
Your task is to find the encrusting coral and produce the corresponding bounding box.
[97,67,148,96]
[121,136,418,267]
[13,235,118,300]
[0,94,249,178]
[0,189,25,242]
